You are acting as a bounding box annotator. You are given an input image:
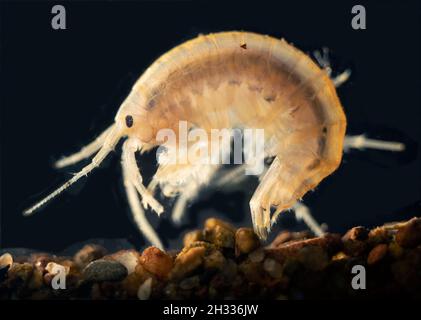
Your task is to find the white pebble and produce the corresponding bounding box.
[0,253,13,268]
[137,278,153,300]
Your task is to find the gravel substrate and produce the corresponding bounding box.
[0,217,420,299]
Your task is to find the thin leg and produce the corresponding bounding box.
[293,202,325,237]
[313,47,351,87]
[171,183,197,225]
[122,139,164,215]
[54,125,114,168]
[332,70,351,87]
[121,146,163,249]
[213,164,247,187]
[344,134,405,152]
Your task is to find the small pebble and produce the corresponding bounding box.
[140,247,173,278]
[74,244,107,267]
[270,231,312,248]
[183,230,204,247]
[171,246,206,279]
[342,226,369,241]
[8,263,34,283]
[204,249,226,270]
[179,276,200,290]
[0,254,13,282]
[263,258,283,279]
[28,268,44,290]
[248,248,265,263]
[235,228,260,255]
[388,242,404,259]
[395,218,421,248]
[204,218,236,232]
[368,227,391,245]
[297,246,329,271]
[46,262,70,276]
[367,244,388,265]
[0,253,13,268]
[137,278,153,300]
[204,218,235,248]
[30,254,53,271]
[83,259,128,282]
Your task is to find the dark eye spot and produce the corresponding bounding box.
[125,115,133,128]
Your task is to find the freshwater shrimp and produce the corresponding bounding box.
[24,31,404,249]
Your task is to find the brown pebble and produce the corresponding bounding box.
[204,218,236,232]
[27,268,44,290]
[171,246,206,279]
[296,246,329,271]
[30,254,54,271]
[332,251,348,261]
[204,221,235,248]
[74,244,107,267]
[222,259,238,279]
[43,272,54,287]
[388,242,405,259]
[179,276,200,290]
[368,227,391,245]
[45,262,70,276]
[0,253,13,268]
[270,231,312,248]
[342,226,369,241]
[235,228,260,255]
[121,271,144,297]
[263,258,283,279]
[8,263,33,284]
[204,249,226,270]
[265,233,342,264]
[140,247,173,279]
[248,248,265,263]
[238,260,271,285]
[343,239,367,257]
[367,244,388,265]
[395,217,421,248]
[183,230,204,247]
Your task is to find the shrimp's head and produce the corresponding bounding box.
[115,92,156,144]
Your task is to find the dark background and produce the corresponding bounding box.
[1,1,420,253]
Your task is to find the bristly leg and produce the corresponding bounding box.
[121,139,163,249]
[121,139,164,215]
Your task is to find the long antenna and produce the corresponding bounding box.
[23,125,121,216]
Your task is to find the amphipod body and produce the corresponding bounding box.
[25,31,346,248]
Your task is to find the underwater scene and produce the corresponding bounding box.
[1,1,420,302]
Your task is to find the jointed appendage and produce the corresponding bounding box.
[344,134,405,152]
[54,125,114,168]
[313,47,351,88]
[121,139,163,215]
[121,139,163,249]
